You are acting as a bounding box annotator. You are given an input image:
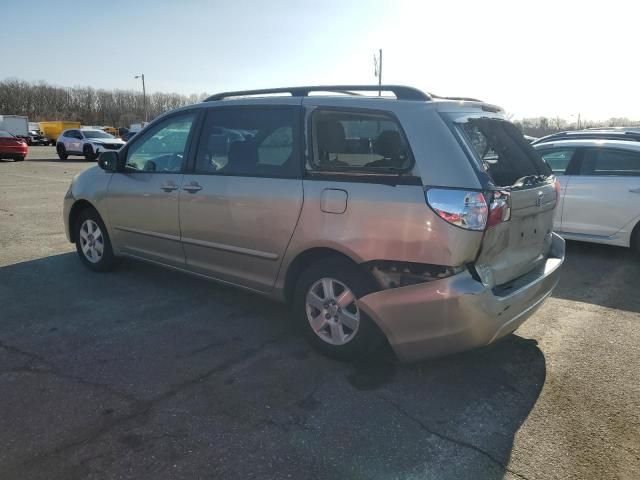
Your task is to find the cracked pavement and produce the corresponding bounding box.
[0,148,639,479]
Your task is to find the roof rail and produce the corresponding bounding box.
[204,85,431,102]
[429,94,484,102]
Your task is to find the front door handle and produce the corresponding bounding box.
[183,182,203,193]
[160,181,179,192]
[629,187,640,194]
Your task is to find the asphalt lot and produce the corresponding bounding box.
[0,146,639,479]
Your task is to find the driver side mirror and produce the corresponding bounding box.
[97,151,119,171]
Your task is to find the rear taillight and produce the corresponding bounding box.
[426,188,511,231]
[426,189,488,231]
[486,191,511,228]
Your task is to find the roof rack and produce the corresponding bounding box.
[429,94,484,102]
[204,85,432,102]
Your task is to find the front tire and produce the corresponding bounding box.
[293,257,385,361]
[56,143,68,160]
[14,156,24,162]
[75,208,117,272]
[83,144,96,161]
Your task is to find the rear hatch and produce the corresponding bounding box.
[457,117,557,288]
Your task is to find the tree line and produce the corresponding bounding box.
[0,78,208,127]
[514,116,640,138]
[1,78,638,135]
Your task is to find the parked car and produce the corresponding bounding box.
[56,129,125,161]
[39,121,81,146]
[28,130,48,146]
[534,139,640,251]
[532,128,640,145]
[63,85,564,362]
[0,129,28,161]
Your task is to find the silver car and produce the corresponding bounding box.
[63,85,565,362]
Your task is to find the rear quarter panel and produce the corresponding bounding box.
[275,179,484,294]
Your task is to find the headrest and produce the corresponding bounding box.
[227,140,258,173]
[374,130,402,158]
[316,119,346,153]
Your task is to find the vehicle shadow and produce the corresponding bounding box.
[0,252,545,479]
[552,240,640,313]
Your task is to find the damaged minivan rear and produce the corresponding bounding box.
[356,102,565,362]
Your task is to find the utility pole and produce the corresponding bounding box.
[374,49,382,96]
[134,74,147,122]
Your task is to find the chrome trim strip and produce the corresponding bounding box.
[119,252,271,296]
[180,236,279,260]
[114,226,181,242]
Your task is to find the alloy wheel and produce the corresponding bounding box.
[305,277,360,345]
[79,219,104,263]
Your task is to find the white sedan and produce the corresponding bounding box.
[56,129,125,161]
[534,139,640,251]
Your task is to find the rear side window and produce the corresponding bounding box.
[539,149,576,175]
[459,118,551,187]
[195,107,300,178]
[580,148,640,176]
[310,109,413,172]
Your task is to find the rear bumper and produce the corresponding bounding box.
[0,145,28,157]
[358,233,565,362]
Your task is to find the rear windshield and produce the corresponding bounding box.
[459,118,551,187]
[0,130,14,138]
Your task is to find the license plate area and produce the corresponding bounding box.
[516,215,546,247]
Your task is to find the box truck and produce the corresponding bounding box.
[38,121,81,146]
[0,115,29,139]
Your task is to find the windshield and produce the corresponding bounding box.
[0,130,14,138]
[82,130,114,139]
[459,118,551,187]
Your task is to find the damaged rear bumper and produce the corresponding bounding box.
[357,233,565,362]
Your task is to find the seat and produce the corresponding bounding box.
[226,140,259,175]
[316,119,347,166]
[367,130,404,168]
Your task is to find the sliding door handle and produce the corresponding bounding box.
[160,181,179,192]
[183,182,203,193]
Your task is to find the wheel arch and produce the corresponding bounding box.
[631,219,640,251]
[68,199,99,243]
[282,246,377,304]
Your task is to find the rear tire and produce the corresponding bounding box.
[56,143,68,160]
[631,223,640,254]
[14,156,24,162]
[74,208,117,272]
[293,257,385,361]
[83,144,96,161]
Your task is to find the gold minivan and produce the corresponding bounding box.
[63,85,565,362]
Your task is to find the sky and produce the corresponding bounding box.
[2,0,639,121]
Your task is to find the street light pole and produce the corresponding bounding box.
[374,49,382,96]
[134,74,147,122]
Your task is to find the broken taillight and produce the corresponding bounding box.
[486,190,511,228]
